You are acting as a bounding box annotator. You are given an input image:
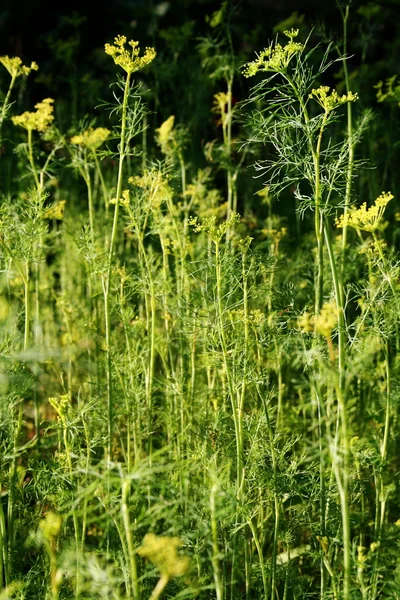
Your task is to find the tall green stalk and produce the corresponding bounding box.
[103,71,131,463]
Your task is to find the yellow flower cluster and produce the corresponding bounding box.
[12,98,54,132]
[0,55,38,79]
[298,301,338,337]
[104,35,156,74]
[243,30,303,77]
[212,92,232,127]
[49,394,69,420]
[309,86,358,113]
[375,75,400,105]
[155,115,175,154]
[137,533,189,578]
[262,226,287,244]
[189,212,241,241]
[129,169,172,208]
[70,127,110,151]
[230,308,264,326]
[110,189,130,207]
[39,512,62,541]
[43,200,66,220]
[336,192,393,232]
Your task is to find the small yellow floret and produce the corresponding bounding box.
[105,36,156,74]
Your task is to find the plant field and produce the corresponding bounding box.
[1,2,400,599]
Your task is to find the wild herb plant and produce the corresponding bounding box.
[0,10,400,600]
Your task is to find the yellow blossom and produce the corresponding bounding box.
[243,29,303,77]
[336,192,393,232]
[48,394,69,420]
[39,512,62,541]
[375,75,400,105]
[155,115,175,154]
[298,302,338,337]
[262,227,287,244]
[309,86,358,113]
[70,127,110,151]
[212,92,232,127]
[12,98,54,132]
[129,169,172,208]
[104,35,156,74]
[0,55,38,79]
[314,302,338,338]
[230,308,264,326]
[297,311,313,333]
[43,200,66,220]
[137,533,189,578]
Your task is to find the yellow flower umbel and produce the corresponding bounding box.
[243,29,303,77]
[212,92,232,128]
[0,56,38,79]
[0,57,39,139]
[70,127,110,152]
[129,169,173,209]
[375,75,400,106]
[298,302,338,361]
[48,394,70,422]
[43,200,66,221]
[155,115,175,154]
[104,35,156,74]
[314,302,338,338]
[336,192,393,232]
[138,533,189,599]
[12,98,54,132]
[309,86,358,113]
[298,302,338,337]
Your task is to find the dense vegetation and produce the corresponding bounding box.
[1,2,400,598]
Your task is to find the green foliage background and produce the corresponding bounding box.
[1,1,400,599]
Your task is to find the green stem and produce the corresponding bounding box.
[84,161,94,238]
[27,128,40,190]
[338,5,354,294]
[324,225,350,600]
[121,479,140,600]
[215,240,243,494]
[210,482,223,600]
[0,75,16,143]
[104,71,132,463]
[93,149,109,215]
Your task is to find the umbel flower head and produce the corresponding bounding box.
[375,75,400,106]
[129,168,173,208]
[242,29,303,77]
[12,98,54,132]
[0,55,38,79]
[104,35,156,74]
[336,191,393,232]
[155,115,175,154]
[137,533,189,579]
[309,86,358,113]
[298,301,338,338]
[70,127,110,151]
